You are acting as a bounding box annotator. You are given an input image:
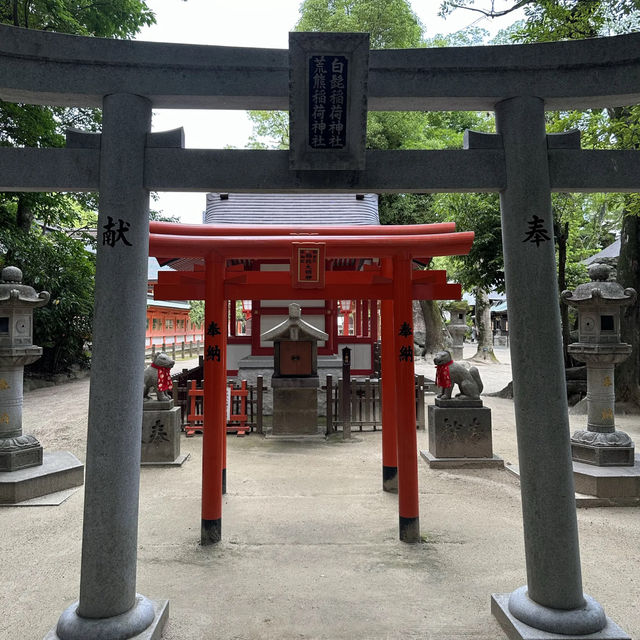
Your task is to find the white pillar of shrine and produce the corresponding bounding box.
[491,96,607,636]
[52,94,168,639]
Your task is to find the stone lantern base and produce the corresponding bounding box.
[0,434,43,471]
[571,428,635,466]
[573,454,640,500]
[571,442,635,466]
[0,450,83,504]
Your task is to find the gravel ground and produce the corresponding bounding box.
[2,344,639,640]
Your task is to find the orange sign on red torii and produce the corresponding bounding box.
[149,220,474,544]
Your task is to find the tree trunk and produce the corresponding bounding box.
[418,299,444,353]
[472,287,498,363]
[615,212,640,407]
[16,195,34,230]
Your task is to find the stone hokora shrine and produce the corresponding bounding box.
[262,303,328,437]
[3,22,640,640]
[0,266,84,504]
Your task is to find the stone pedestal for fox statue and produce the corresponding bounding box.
[141,352,188,466]
[422,350,503,469]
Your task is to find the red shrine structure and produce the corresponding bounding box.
[146,258,203,353]
[168,193,387,378]
[149,215,474,543]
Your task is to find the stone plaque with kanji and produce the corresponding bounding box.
[289,32,369,171]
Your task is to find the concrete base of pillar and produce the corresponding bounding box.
[399,516,420,543]
[141,452,190,467]
[491,593,629,640]
[573,455,640,499]
[382,465,398,492]
[45,597,168,640]
[0,450,83,504]
[420,449,504,469]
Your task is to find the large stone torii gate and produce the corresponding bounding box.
[1,23,639,640]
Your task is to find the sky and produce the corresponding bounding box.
[136,0,522,223]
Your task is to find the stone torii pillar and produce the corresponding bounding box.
[51,94,168,639]
[490,96,624,638]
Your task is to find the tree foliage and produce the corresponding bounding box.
[431,193,503,292]
[441,0,640,402]
[296,0,424,48]
[0,208,95,374]
[188,299,205,329]
[247,0,502,352]
[0,0,154,36]
[0,0,156,374]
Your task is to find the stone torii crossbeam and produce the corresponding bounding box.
[1,23,639,640]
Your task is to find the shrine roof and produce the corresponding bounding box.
[146,297,190,310]
[148,257,175,280]
[582,238,620,265]
[205,193,379,226]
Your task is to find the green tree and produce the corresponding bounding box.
[189,299,205,329]
[248,1,501,353]
[1,0,155,228]
[296,0,424,48]
[1,1,156,373]
[431,193,504,360]
[0,208,95,374]
[440,0,640,402]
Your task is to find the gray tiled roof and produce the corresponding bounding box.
[582,238,620,265]
[148,257,175,280]
[205,193,379,226]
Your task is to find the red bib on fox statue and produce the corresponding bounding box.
[151,363,173,392]
[143,351,176,402]
[435,359,453,389]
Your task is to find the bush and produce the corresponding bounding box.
[0,218,95,375]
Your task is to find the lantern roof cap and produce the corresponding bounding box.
[261,303,328,342]
[561,263,637,308]
[0,266,50,308]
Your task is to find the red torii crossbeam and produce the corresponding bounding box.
[148,221,474,544]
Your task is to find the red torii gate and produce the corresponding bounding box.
[149,220,474,544]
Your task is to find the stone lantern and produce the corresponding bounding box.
[447,305,467,361]
[0,266,49,471]
[0,266,83,504]
[561,263,637,467]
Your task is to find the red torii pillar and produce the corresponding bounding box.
[393,254,420,543]
[380,258,398,493]
[202,255,226,544]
